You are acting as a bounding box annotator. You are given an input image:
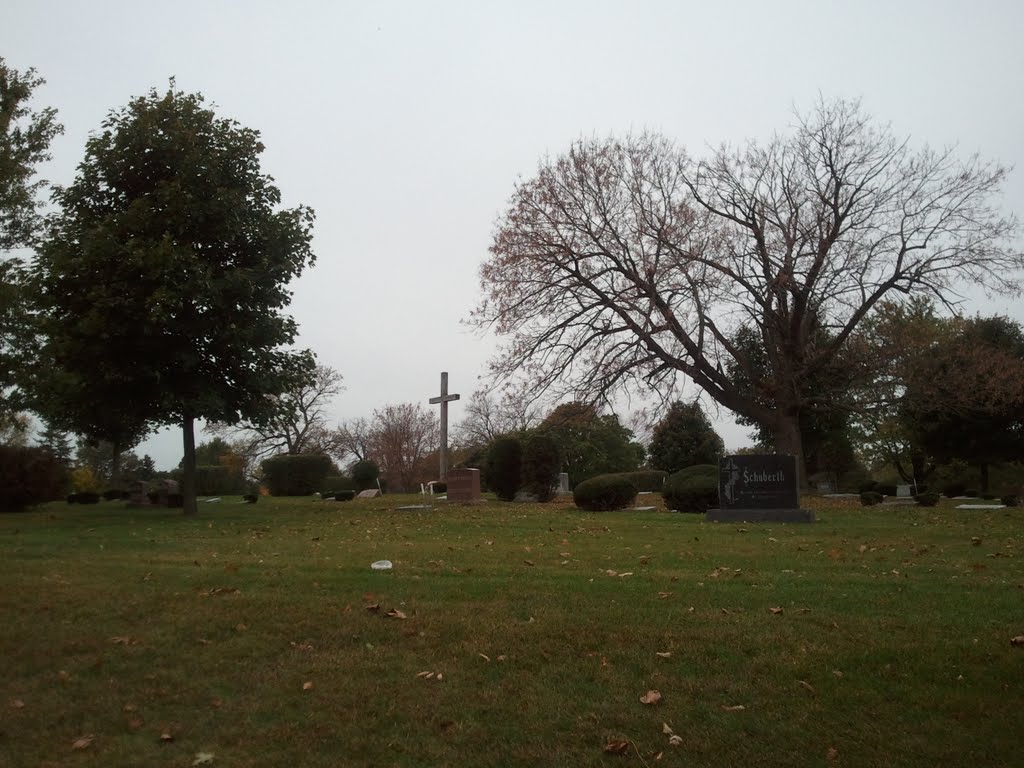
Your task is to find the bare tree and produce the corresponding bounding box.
[452,387,540,447]
[472,99,1022,470]
[209,364,344,460]
[327,416,374,465]
[367,403,438,492]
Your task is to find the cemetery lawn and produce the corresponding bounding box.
[2,496,1022,767]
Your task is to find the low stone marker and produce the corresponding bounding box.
[706,455,814,523]
[557,472,571,496]
[896,485,913,497]
[356,489,381,499]
[446,468,481,503]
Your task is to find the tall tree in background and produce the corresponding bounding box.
[537,402,644,485]
[367,403,438,492]
[0,59,62,424]
[472,99,1022,473]
[208,364,344,459]
[452,388,539,448]
[647,401,724,473]
[34,84,315,515]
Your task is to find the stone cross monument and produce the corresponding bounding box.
[429,371,460,480]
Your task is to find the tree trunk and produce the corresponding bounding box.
[979,462,990,494]
[182,416,198,517]
[110,440,122,491]
[773,408,807,488]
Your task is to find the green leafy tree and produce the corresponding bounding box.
[537,402,644,485]
[1,59,63,420]
[647,401,724,473]
[520,430,561,501]
[34,83,315,515]
[36,418,72,464]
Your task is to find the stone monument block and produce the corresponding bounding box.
[446,468,481,502]
[706,454,814,523]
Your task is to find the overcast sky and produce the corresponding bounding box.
[5,0,1023,468]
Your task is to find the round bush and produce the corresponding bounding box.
[573,474,638,511]
[1001,494,1019,507]
[860,491,884,506]
[662,464,718,513]
[261,454,333,496]
[351,460,380,491]
[0,446,68,512]
[914,492,940,507]
[521,431,562,502]
[612,470,668,492]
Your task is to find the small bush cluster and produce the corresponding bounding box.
[351,460,380,492]
[860,491,884,506]
[0,446,68,513]
[520,432,562,502]
[573,474,638,511]
[261,454,333,496]
[322,475,356,496]
[662,464,718,513]
[1001,494,1019,507]
[914,492,940,507]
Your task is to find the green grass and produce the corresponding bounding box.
[2,494,1022,767]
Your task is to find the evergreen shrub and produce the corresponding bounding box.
[573,474,638,511]
[261,454,333,496]
[860,491,884,506]
[914,492,940,507]
[0,446,68,512]
[1001,494,1019,507]
[606,470,668,492]
[322,475,356,496]
[521,431,561,502]
[351,460,380,491]
[485,436,522,501]
[662,464,718,513]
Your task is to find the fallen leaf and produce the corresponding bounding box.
[128,717,144,730]
[618,572,633,577]
[1011,635,1024,646]
[657,591,672,599]
[194,753,215,766]
[971,537,982,546]
[10,699,25,709]
[721,704,745,712]
[207,587,239,596]
[655,651,672,658]
[858,544,867,553]
[603,740,631,755]
[416,671,432,678]
[385,609,407,620]
[769,607,784,615]
[110,636,138,645]
[653,750,663,760]
[662,722,674,735]
[640,690,662,705]
[827,746,839,761]
[235,623,247,631]
[210,698,223,708]
[365,603,381,612]
[832,670,844,678]
[302,681,314,691]
[71,735,93,750]
[524,560,535,566]
[497,655,507,661]
[436,673,443,681]
[606,570,618,576]
[160,732,174,742]
[668,735,683,747]
[828,548,843,560]
[798,680,816,695]
[478,653,491,662]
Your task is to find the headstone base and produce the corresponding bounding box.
[706,507,815,523]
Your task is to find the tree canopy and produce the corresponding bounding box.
[537,402,643,485]
[472,99,1022,472]
[34,84,316,514]
[647,401,724,473]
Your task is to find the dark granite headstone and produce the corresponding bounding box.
[446,468,482,503]
[706,454,814,523]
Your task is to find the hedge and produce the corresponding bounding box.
[573,474,638,511]
[261,454,333,496]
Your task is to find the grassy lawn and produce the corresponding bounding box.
[2,493,1022,767]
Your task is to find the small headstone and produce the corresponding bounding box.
[557,472,571,496]
[446,468,482,503]
[127,480,151,507]
[707,455,814,523]
[896,485,912,498]
[356,489,382,499]
[816,480,836,494]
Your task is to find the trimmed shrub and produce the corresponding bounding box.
[914,492,940,507]
[612,469,668,492]
[0,446,69,513]
[1001,494,1019,507]
[573,474,638,511]
[942,482,966,498]
[351,460,380,491]
[261,454,333,496]
[663,464,718,513]
[860,491,884,506]
[521,431,562,502]
[485,436,522,501]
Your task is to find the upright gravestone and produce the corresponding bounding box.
[557,472,571,496]
[706,455,814,523]
[446,468,482,503]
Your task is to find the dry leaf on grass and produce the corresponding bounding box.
[207,587,239,596]
[655,651,672,658]
[827,747,839,761]
[721,704,745,712]
[385,609,407,619]
[524,560,535,566]
[160,732,174,742]
[640,690,662,705]
[478,653,491,662]
[71,735,93,750]
[302,681,314,691]
[657,592,672,599]
[1011,636,1024,646]
[193,752,215,766]
[798,680,816,695]
[9,699,25,709]
[668,735,683,747]
[365,603,381,613]
[662,723,674,735]
[769,607,784,615]
[603,740,631,755]
[110,635,138,645]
